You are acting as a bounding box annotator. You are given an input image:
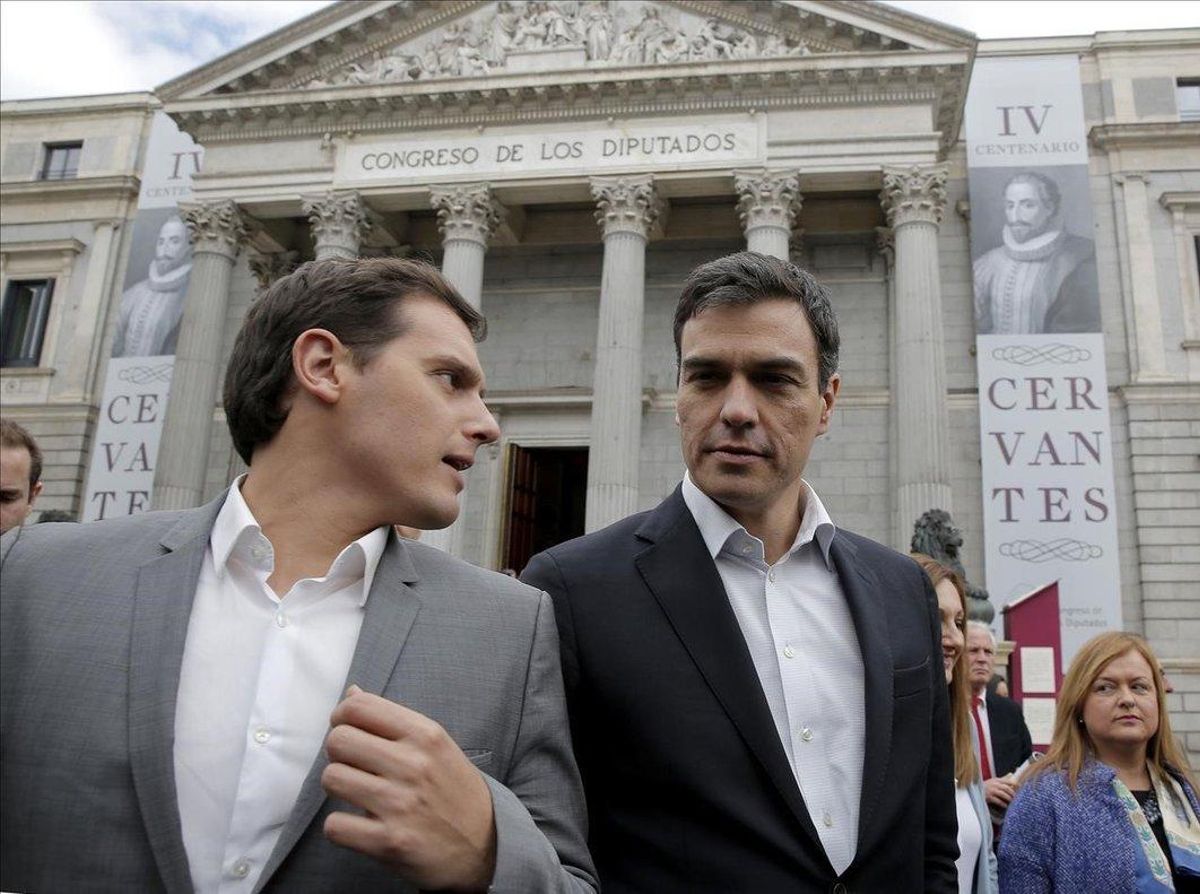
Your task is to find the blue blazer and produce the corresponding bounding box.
[999,758,1200,893]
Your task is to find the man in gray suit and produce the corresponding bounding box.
[1,258,596,893]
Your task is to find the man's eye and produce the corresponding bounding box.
[435,371,458,387]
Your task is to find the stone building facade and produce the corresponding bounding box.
[1,1,1197,758]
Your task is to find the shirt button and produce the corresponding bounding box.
[275,612,288,628]
[768,570,777,583]
[742,544,753,555]
[783,644,796,659]
[801,727,813,742]
[232,859,251,879]
[253,728,271,745]
[823,811,834,827]
[251,545,268,561]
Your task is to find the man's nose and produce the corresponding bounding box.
[719,379,758,429]
[467,400,501,447]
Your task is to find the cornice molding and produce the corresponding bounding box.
[0,238,87,257]
[1089,121,1200,150]
[0,175,142,204]
[168,57,961,147]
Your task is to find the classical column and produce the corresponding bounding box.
[1116,173,1169,381]
[302,191,371,260]
[876,225,906,550]
[880,164,953,533]
[418,184,505,558]
[153,199,247,510]
[585,175,664,532]
[734,169,801,260]
[430,183,503,309]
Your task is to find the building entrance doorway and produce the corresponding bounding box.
[502,445,588,575]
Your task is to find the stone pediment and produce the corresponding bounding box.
[159,1,975,100]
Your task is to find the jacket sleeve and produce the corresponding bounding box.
[997,781,1054,894]
[920,571,961,893]
[487,590,597,894]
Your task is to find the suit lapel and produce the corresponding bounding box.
[829,535,895,855]
[633,488,824,851]
[128,501,225,894]
[254,535,422,892]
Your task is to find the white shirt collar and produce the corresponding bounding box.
[681,471,836,570]
[210,477,389,606]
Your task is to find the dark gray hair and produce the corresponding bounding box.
[223,257,485,465]
[1004,171,1061,214]
[672,251,840,390]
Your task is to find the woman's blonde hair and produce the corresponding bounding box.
[910,553,978,787]
[1026,631,1194,792]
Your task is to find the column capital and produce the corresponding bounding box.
[180,199,248,259]
[430,183,503,247]
[734,168,801,234]
[248,250,300,295]
[591,175,665,239]
[880,164,948,228]
[302,190,372,257]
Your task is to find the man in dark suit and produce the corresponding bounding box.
[967,621,1034,812]
[523,252,957,893]
[2,258,595,893]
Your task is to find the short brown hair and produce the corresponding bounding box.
[0,419,42,488]
[223,257,485,464]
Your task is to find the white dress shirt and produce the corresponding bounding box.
[174,481,388,894]
[681,473,866,875]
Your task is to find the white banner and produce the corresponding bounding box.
[82,113,202,521]
[337,120,761,184]
[966,56,1121,666]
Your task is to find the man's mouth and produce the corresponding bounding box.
[707,444,769,462]
[443,456,473,473]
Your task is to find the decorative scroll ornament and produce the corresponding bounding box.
[734,169,801,233]
[248,250,301,295]
[430,183,504,245]
[591,175,664,238]
[308,2,813,87]
[180,199,247,258]
[880,164,949,227]
[302,191,373,254]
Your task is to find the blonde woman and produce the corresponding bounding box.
[1000,632,1200,892]
[913,554,998,894]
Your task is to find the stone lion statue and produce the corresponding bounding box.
[911,509,994,623]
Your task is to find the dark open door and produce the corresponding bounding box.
[502,445,588,575]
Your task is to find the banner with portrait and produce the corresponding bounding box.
[82,113,203,522]
[965,55,1121,666]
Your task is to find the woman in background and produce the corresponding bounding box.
[1000,631,1200,892]
[913,553,998,894]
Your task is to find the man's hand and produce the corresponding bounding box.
[321,686,497,892]
[983,775,1017,809]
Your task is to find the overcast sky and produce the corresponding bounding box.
[1,0,1197,102]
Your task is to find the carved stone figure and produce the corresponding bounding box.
[578,1,612,60]
[691,19,736,60]
[911,509,995,623]
[486,0,519,64]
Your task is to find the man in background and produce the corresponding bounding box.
[0,419,43,534]
[967,621,1034,814]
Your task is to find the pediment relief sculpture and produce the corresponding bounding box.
[307,1,816,88]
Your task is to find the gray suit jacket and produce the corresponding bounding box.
[1,499,596,893]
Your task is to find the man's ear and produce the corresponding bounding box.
[292,329,350,405]
[817,372,841,434]
[28,480,43,508]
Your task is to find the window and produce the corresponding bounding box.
[39,142,81,180]
[1179,79,1200,122]
[1,279,55,367]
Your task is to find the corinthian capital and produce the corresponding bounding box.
[880,164,948,228]
[734,169,801,234]
[302,190,372,256]
[591,175,665,239]
[180,199,247,259]
[430,183,503,247]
